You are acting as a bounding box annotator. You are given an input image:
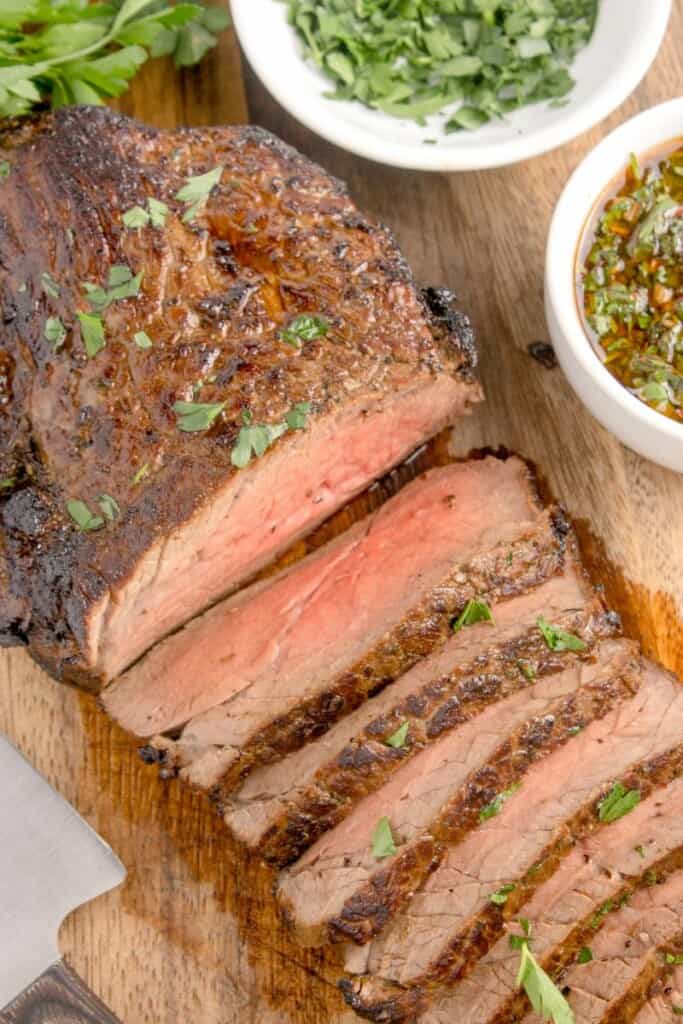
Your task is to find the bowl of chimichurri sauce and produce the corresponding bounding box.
[580,145,683,424]
[546,97,683,473]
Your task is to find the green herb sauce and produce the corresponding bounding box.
[580,143,683,423]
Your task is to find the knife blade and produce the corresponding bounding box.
[0,734,126,1020]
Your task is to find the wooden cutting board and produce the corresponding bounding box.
[1,4,682,1021]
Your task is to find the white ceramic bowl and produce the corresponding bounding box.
[231,0,671,171]
[546,97,683,473]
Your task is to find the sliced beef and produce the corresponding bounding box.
[633,966,683,1024]
[523,871,683,1024]
[0,106,481,687]
[341,661,683,1022]
[104,458,566,791]
[277,637,639,948]
[225,562,610,867]
[423,775,683,1024]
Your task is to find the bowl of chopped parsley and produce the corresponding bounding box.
[546,97,683,473]
[231,0,670,171]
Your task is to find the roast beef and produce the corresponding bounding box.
[523,870,683,1023]
[224,562,609,867]
[423,775,683,1023]
[341,661,683,1022]
[277,637,638,948]
[633,965,683,1023]
[104,457,566,790]
[0,106,481,687]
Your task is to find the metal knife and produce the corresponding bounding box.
[0,734,126,1023]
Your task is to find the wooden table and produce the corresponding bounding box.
[2,5,682,1021]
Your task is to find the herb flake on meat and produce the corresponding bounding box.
[280,313,330,347]
[385,721,410,749]
[174,399,227,434]
[66,498,104,532]
[453,597,494,633]
[371,816,397,860]
[597,782,641,823]
[479,782,522,822]
[176,165,224,223]
[510,920,576,1024]
[45,316,66,350]
[537,616,587,652]
[76,312,105,358]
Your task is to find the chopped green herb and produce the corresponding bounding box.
[598,782,641,824]
[284,0,598,137]
[97,493,120,522]
[490,883,516,906]
[577,947,593,964]
[0,161,9,180]
[371,816,397,860]
[480,782,522,822]
[509,918,532,951]
[280,314,330,347]
[176,165,224,223]
[634,844,647,859]
[590,893,630,930]
[453,598,494,633]
[285,402,312,430]
[537,616,587,652]
[134,331,153,350]
[41,271,60,299]
[0,477,16,491]
[385,721,410,749]
[148,197,169,229]
[122,206,150,229]
[173,400,226,434]
[568,725,583,736]
[514,931,576,1024]
[76,312,105,358]
[673,1007,683,1016]
[666,953,683,966]
[44,316,66,350]
[66,499,104,533]
[83,265,143,312]
[131,462,150,486]
[517,660,537,680]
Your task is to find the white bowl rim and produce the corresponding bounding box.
[231,0,672,172]
[546,96,683,447]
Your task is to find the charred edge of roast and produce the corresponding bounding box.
[327,670,639,946]
[599,932,683,1024]
[338,977,428,1024]
[341,742,683,1021]
[420,287,477,376]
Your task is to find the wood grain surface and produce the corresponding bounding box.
[1,3,682,1022]
[0,960,121,1024]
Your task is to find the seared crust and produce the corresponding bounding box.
[341,741,683,1022]
[0,106,478,682]
[156,506,569,790]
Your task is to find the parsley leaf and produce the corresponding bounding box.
[453,598,494,633]
[45,316,66,350]
[76,312,105,358]
[66,499,104,533]
[83,264,143,312]
[123,197,168,230]
[41,271,60,299]
[515,934,575,1024]
[173,399,226,433]
[577,947,593,964]
[597,783,641,824]
[134,330,153,350]
[176,165,224,223]
[385,721,410,749]
[0,161,9,180]
[131,462,150,486]
[490,883,516,906]
[666,954,683,966]
[285,402,311,430]
[148,197,169,228]
[479,782,521,822]
[122,205,150,229]
[231,404,312,468]
[371,817,397,860]
[537,616,587,652]
[280,314,330,347]
[97,493,120,522]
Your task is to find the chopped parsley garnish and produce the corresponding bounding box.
[371,816,397,860]
[231,404,312,468]
[453,598,494,633]
[0,161,9,179]
[66,499,104,533]
[537,617,587,652]
[284,0,598,136]
[280,314,330,348]
[490,883,515,906]
[510,920,575,1024]
[45,316,66,350]
[0,477,16,491]
[76,312,105,359]
[97,494,120,522]
[580,145,683,423]
[131,462,150,486]
[634,844,647,858]
[590,892,630,930]
[134,331,153,350]
[41,272,59,299]
[385,721,410,749]
[577,947,593,964]
[665,953,683,966]
[517,660,537,680]
[83,265,143,312]
[123,197,169,230]
[173,400,227,433]
[176,165,224,223]
[479,782,521,822]
[597,782,641,824]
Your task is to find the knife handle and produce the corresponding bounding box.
[0,959,121,1024]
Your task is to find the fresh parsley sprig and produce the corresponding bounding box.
[0,0,231,117]
[510,920,575,1024]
